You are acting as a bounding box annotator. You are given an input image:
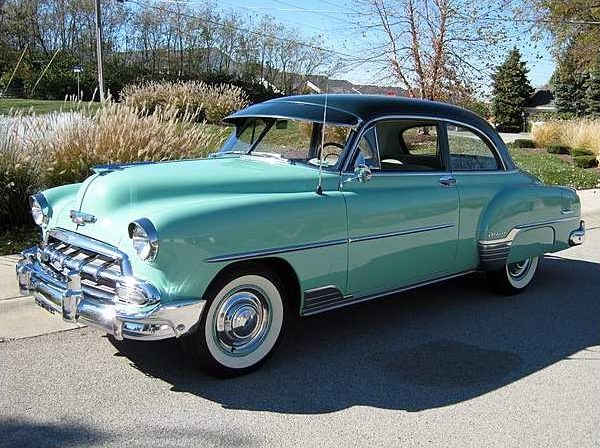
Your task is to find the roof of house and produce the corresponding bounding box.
[525,90,555,109]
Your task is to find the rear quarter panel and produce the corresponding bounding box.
[456,170,581,269]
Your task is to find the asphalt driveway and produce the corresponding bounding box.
[0,190,598,447]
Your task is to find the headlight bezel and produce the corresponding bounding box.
[128,218,159,262]
[29,193,51,227]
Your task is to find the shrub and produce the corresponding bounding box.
[511,138,535,148]
[546,144,571,155]
[42,104,231,186]
[573,156,599,169]
[0,114,43,229]
[570,147,595,157]
[121,81,249,124]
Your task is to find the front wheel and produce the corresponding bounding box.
[182,264,286,377]
[487,256,539,295]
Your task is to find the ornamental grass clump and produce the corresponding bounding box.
[42,103,231,186]
[0,114,44,228]
[121,81,249,124]
[533,119,600,159]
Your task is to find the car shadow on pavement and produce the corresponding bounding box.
[0,418,106,448]
[109,255,600,414]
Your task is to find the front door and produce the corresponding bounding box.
[342,119,459,298]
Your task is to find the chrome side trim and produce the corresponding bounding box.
[205,238,348,263]
[369,170,452,177]
[207,224,455,263]
[302,270,475,316]
[451,169,520,176]
[479,216,580,246]
[477,241,511,270]
[350,223,455,243]
[302,285,346,315]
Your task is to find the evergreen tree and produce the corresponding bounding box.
[585,69,600,117]
[553,55,588,117]
[492,48,534,132]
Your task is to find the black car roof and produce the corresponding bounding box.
[225,94,515,170]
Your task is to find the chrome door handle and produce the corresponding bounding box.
[439,175,456,187]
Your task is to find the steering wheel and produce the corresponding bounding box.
[322,142,344,162]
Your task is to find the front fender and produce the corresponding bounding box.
[129,191,348,303]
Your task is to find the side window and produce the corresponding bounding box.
[447,126,500,171]
[375,120,444,171]
[354,126,381,169]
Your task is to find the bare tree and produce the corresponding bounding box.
[358,0,521,100]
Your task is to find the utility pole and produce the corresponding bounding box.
[94,0,105,101]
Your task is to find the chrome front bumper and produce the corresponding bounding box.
[569,220,586,246]
[16,248,205,341]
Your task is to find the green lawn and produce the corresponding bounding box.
[510,148,600,189]
[0,98,101,115]
[0,227,40,256]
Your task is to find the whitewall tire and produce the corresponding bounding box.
[182,264,286,376]
[488,256,539,295]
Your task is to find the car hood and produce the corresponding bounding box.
[52,157,335,246]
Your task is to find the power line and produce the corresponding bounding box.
[268,0,357,25]
[130,0,362,60]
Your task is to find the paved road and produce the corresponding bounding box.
[1,193,599,447]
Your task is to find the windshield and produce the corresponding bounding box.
[217,118,352,168]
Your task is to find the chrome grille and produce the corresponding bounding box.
[40,236,125,303]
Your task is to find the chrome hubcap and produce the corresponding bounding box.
[507,258,531,279]
[214,289,270,356]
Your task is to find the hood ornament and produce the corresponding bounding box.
[70,210,97,226]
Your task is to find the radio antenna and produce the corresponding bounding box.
[316,86,327,195]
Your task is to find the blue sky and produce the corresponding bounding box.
[217,0,555,89]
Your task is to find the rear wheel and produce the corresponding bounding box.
[182,263,286,377]
[487,256,539,295]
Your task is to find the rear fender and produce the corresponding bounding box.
[477,184,579,269]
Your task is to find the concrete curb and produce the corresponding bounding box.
[0,295,84,340]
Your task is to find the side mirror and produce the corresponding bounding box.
[354,164,372,183]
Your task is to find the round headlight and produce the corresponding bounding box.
[30,193,51,227]
[128,218,159,262]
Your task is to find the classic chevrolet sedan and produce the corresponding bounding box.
[17,94,585,376]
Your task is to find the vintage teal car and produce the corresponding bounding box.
[16,94,585,376]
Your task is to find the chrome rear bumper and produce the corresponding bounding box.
[16,247,205,341]
[569,220,585,246]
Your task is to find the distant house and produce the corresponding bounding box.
[525,89,556,114]
[301,76,406,96]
